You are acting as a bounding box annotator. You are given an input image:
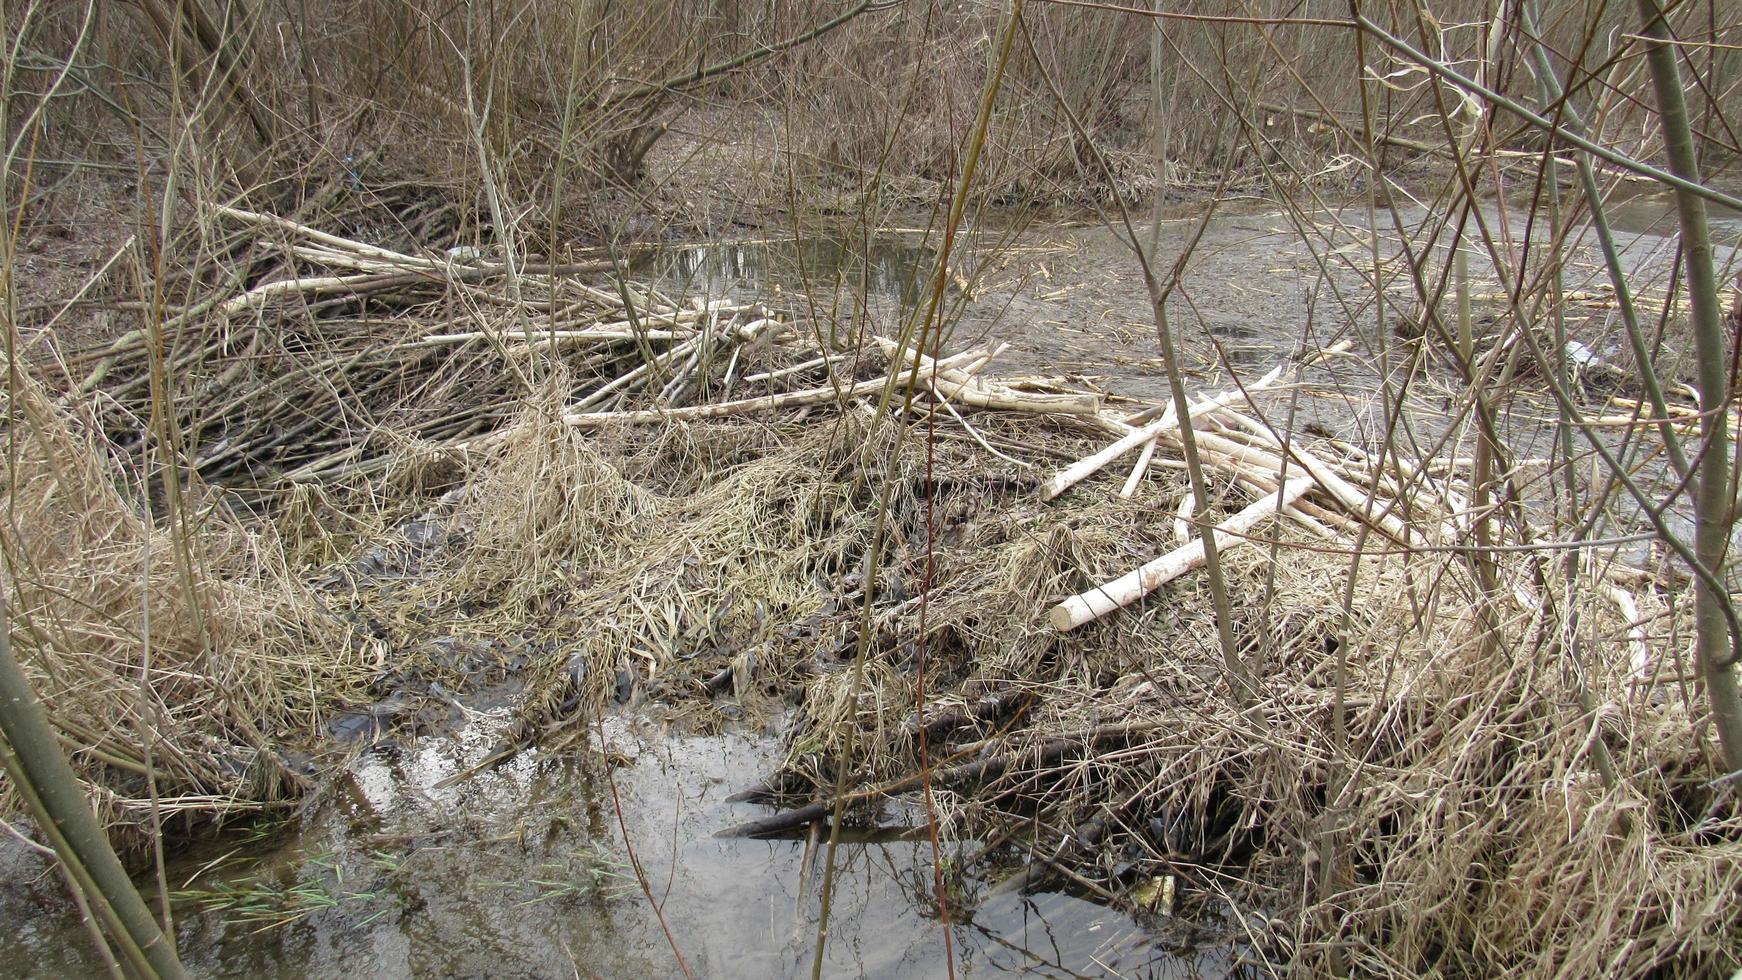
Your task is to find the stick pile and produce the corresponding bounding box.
[53,209,973,485]
[58,207,1132,491]
[61,206,1633,634]
[20,206,1730,978]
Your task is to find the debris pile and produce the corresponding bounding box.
[12,207,1738,975]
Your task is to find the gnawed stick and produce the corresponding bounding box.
[218,204,617,284]
[1228,472,1339,539]
[1049,478,1314,631]
[922,392,1036,469]
[904,689,1035,742]
[570,333,709,412]
[214,258,614,319]
[1119,436,1159,498]
[419,307,725,346]
[988,815,1109,898]
[725,769,813,805]
[1039,363,1286,500]
[1211,411,1421,543]
[216,271,407,316]
[871,338,1098,416]
[1187,428,1412,544]
[1611,583,1653,684]
[1188,441,1365,542]
[717,721,1165,838]
[1139,426,1331,539]
[563,347,985,427]
[1173,493,1196,545]
[217,204,429,266]
[453,328,691,345]
[930,367,1099,415]
[740,352,849,385]
[1042,408,1177,499]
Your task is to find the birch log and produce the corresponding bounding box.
[1049,478,1313,631]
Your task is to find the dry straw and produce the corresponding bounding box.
[1,374,366,853]
[6,198,1737,974]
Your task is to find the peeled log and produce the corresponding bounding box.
[1038,363,1285,501]
[1049,478,1313,631]
[871,337,1100,416]
[1119,436,1159,498]
[563,346,983,426]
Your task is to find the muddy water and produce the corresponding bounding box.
[5,188,1736,978]
[1,709,1221,978]
[648,186,1739,404]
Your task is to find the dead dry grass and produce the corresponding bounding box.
[2,0,1738,967]
[1,188,1736,973]
[0,374,366,853]
[311,378,1740,977]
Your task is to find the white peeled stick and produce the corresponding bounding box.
[1049,478,1313,631]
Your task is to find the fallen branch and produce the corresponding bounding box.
[717,721,1165,838]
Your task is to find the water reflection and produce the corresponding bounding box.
[647,236,940,308]
[0,720,1228,979]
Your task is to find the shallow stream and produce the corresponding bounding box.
[2,700,1230,977]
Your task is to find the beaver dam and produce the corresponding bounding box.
[10,0,1742,969]
[3,183,1740,978]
